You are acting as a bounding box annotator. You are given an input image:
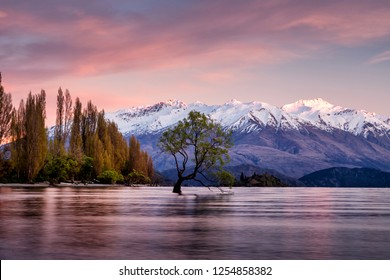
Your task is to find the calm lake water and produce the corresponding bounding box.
[0,186,389,260]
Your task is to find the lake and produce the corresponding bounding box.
[0,186,389,259]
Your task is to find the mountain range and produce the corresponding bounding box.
[105,98,390,181]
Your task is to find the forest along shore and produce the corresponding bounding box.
[0,182,157,188]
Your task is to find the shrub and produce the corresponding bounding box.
[127,169,151,185]
[97,170,124,184]
[215,170,235,187]
[43,155,79,184]
[79,156,94,181]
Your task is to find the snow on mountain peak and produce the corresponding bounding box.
[106,98,389,138]
[282,98,390,136]
[163,99,187,108]
[193,101,206,106]
[224,99,242,106]
[300,97,333,107]
[282,98,335,113]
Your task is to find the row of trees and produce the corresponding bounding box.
[0,73,154,184]
[1,73,235,193]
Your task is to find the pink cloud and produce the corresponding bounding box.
[2,0,390,84]
[279,9,390,45]
[0,10,7,18]
[1,0,390,119]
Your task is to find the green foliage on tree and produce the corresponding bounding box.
[158,110,233,194]
[127,169,151,185]
[215,170,235,187]
[97,169,124,184]
[43,155,79,184]
[79,156,94,181]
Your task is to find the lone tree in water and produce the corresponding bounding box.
[158,111,232,194]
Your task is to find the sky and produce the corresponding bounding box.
[1,0,390,125]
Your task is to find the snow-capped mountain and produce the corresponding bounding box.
[106,98,390,138]
[105,98,390,179]
[282,98,390,137]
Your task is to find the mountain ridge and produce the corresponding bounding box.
[106,98,390,138]
[105,98,390,179]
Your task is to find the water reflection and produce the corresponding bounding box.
[0,186,390,259]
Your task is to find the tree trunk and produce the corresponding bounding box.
[173,178,183,194]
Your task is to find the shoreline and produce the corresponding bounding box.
[0,183,388,188]
[0,182,157,188]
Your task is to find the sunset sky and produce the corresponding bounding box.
[1,0,389,125]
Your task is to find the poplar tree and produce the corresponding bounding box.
[92,111,130,176]
[54,88,73,156]
[0,73,13,144]
[147,154,154,180]
[25,90,47,182]
[107,121,128,172]
[126,135,153,183]
[92,133,105,176]
[10,100,26,180]
[54,88,65,155]
[69,97,83,161]
[12,91,47,182]
[63,89,72,145]
[128,135,141,172]
[93,111,112,174]
[140,150,149,175]
[81,101,98,157]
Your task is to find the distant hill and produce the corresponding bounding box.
[160,164,299,186]
[239,172,288,187]
[223,164,300,186]
[299,167,390,187]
